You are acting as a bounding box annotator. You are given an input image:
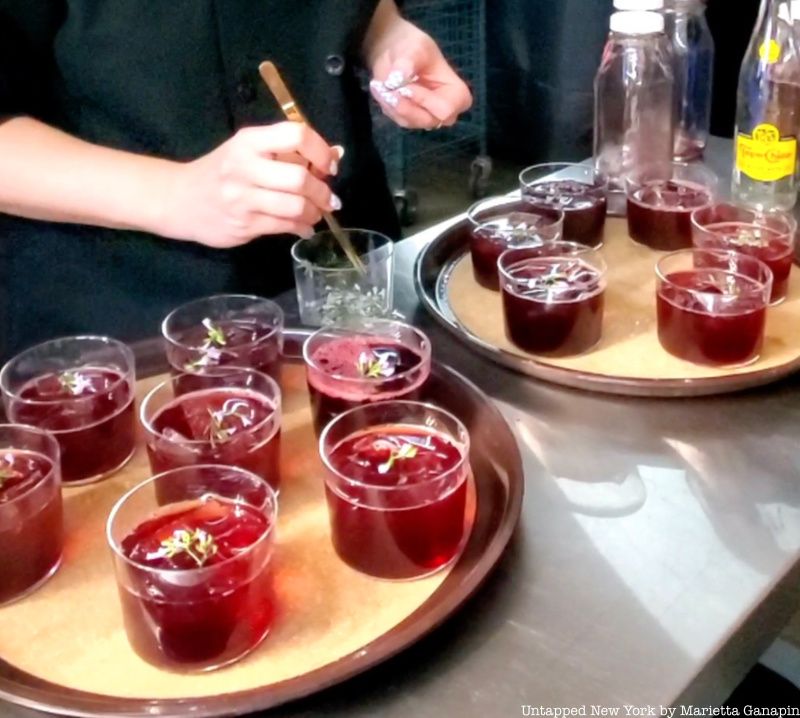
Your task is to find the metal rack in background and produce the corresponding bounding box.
[372,0,491,225]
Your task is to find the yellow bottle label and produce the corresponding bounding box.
[759,39,781,64]
[736,123,797,182]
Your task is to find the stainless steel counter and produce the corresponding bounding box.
[5,138,800,717]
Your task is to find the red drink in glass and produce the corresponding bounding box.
[692,204,797,305]
[141,370,281,495]
[1,337,136,484]
[304,320,431,436]
[321,402,470,580]
[627,180,713,250]
[656,249,772,366]
[108,466,277,670]
[0,426,63,605]
[163,295,284,393]
[499,244,606,355]
[519,163,608,248]
[467,197,564,290]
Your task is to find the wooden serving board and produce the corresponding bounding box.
[428,217,800,396]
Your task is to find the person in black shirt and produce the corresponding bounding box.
[0,0,471,358]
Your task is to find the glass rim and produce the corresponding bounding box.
[466,195,565,228]
[690,202,799,239]
[497,243,607,289]
[319,400,470,492]
[0,335,134,407]
[655,248,774,296]
[0,423,60,506]
[161,294,284,352]
[302,319,432,383]
[106,464,278,575]
[625,160,719,190]
[140,370,282,447]
[518,162,608,190]
[290,228,394,274]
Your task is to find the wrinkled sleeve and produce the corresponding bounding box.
[0,0,63,118]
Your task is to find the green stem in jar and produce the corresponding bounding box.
[378,443,418,474]
[152,528,219,568]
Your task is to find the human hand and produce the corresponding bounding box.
[369,23,472,130]
[162,122,343,248]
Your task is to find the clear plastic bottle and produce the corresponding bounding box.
[663,0,715,160]
[732,0,800,210]
[594,12,675,208]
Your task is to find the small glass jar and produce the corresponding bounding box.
[162,294,284,391]
[0,336,136,484]
[292,229,394,326]
[319,400,470,580]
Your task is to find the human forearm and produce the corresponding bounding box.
[0,116,179,235]
[362,0,411,68]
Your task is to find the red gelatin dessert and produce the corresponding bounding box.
[628,180,713,251]
[500,252,606,356]
[0,448,63,605]
[117,495,274,669]
[657,270,768,366]
[8,367,135,484]
[305,330,430,436]
[144,386,281,494]
[521,179,607,248]
[325,425,469,579]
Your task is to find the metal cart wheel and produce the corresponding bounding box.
[469,155,493,198]
[394,188,419,227]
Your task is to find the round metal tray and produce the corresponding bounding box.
[414,217,800,398]
[0,330,524,717]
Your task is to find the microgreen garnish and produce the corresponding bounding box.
[207,399,254,446]
[183,346,223,372]
[726,229,766,249]
[356,350,396,379]
[58,370,92,396]
[378,443,418,474]
[318,284,396,325]
[202,318,227,348]
[149,528,218,568]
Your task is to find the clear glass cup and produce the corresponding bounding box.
[466,195,565,291]
[162,294,284,391]
[0,424,63,605]
[498,243,607,356]
[106,464,278,671]
[655,248,773,366]
[140,368,282,495]
[626,161,718,250]
[319,400,471,580]
[691,203,797,305]
[303,318,431,437]
[0,336,136,484]
[292,229,394,326]
[518,163,609,247]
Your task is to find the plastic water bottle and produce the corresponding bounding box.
[663,0,715,160]
[732,0,800,210]
[593,11,675,210]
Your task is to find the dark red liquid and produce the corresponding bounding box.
[657,270,767,365]
[698,222,792,303]
[469,201,562,290]
[168,319,282,393]
[326,426,468,579]
[501,258,605,355]
[522,180,607,247]
[628,180,712,251]
[118,496,274,669]
[147,388,281,495]
[9,368,135,484]
[307,338,429,436]
[0,451,63,604]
